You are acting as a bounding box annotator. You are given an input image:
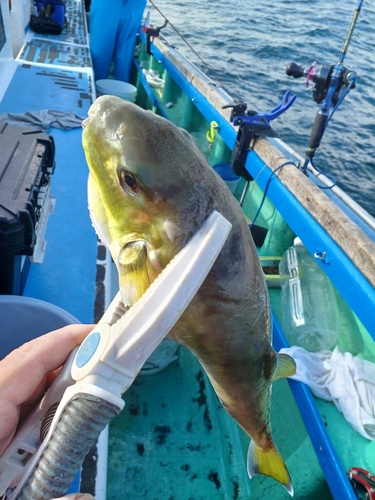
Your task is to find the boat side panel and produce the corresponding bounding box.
[245,148,375,340]
[272,315,357,500]
[133,41,375,500]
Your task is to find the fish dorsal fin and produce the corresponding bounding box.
[273,353,296,381]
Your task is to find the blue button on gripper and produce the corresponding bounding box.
[76,331,101,368]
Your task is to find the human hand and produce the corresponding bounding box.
[0,324,94,456]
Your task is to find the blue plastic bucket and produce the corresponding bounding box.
[213,163,240,193]
[0,296,79,359]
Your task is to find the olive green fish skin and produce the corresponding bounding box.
[83,96,285,469]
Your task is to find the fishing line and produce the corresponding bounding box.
[250,160,296,227]
[239,163,269,207]
[240,157,279,207]
[309,158,337,190]
[248,163,269,198]
[147,0,227,88]
[325,79,355,130]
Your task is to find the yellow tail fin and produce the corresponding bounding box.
[274,353,296,381]
[247,440,294,496]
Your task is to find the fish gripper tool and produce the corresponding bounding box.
[0,211,232,500]
[223,90,297,181]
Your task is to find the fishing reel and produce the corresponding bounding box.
[282,0,363,172]
[348,467,375,500]
[286,61,357,105]
[285,56,357,168]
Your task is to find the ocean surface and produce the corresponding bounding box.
[147,0,375,217]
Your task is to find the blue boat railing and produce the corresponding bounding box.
[272,315,357,500]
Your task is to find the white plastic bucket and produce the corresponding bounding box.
[140,338,179,375]
[95,79,137,102]
[0,296,80,359]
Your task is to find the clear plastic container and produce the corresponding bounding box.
[279,239,339,352]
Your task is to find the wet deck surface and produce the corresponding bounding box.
[108,344,333,500]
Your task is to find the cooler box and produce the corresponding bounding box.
[0,121,56,294]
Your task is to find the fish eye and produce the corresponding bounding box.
[118,169,140,195]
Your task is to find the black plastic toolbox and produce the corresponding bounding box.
[0,120,55,294]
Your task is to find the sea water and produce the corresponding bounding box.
[148,0,375,217]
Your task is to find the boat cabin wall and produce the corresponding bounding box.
[0,0,14,100]
[0,0,32,100]
[8,0,32,57]
[0,0,13,61]
[1,0,31,59]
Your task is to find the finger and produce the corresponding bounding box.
[19,368,63,421]
[0,324,94,407]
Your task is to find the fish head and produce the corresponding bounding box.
[82,95,213,306]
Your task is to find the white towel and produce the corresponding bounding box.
[280,346,375,440]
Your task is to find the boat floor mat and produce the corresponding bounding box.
[18,39,91,68]
[0,64,93,114]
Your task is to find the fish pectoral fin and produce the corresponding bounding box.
[247,440,294,496]
[273,353,296,381]
[118,242,151,307]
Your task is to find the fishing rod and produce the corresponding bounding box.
[286,0,364,173]
[145,0,227,89]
